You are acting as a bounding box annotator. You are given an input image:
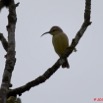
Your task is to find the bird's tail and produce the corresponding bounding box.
[62,58,70,69]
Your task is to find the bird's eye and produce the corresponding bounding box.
[52,29,57,32]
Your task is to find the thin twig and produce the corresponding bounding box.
[0,33,8,52]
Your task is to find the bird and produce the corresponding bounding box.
[41,26,70,68]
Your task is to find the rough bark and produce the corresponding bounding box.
[0,0,19,103]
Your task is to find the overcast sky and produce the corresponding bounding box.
[0,0,103,103]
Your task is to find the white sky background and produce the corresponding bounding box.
[0,0,103,103]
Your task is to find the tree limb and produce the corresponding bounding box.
[0,33,8,52]
[63,0,91,58]
[0,1,19,103]
[8,60,60,97]
[0,0,12,11]
[7,0,91,97]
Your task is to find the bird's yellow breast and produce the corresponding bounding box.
[52,33,69,56]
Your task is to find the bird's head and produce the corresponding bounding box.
[41,26,63,36]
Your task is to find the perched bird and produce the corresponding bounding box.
[41,26,70,68]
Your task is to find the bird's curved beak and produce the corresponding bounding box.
[41,31,50,37]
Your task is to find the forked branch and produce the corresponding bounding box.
[7,0,91,97]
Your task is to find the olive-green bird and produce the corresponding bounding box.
[41,26,70,68]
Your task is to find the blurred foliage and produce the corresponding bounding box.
[7,96,21,103]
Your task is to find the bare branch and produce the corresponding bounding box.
[7,0,91,97]
[0,1,19,103]
[8,60,60,96]
[0,33,8,52]
[0,0,12,11]
[63,0,91,58]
